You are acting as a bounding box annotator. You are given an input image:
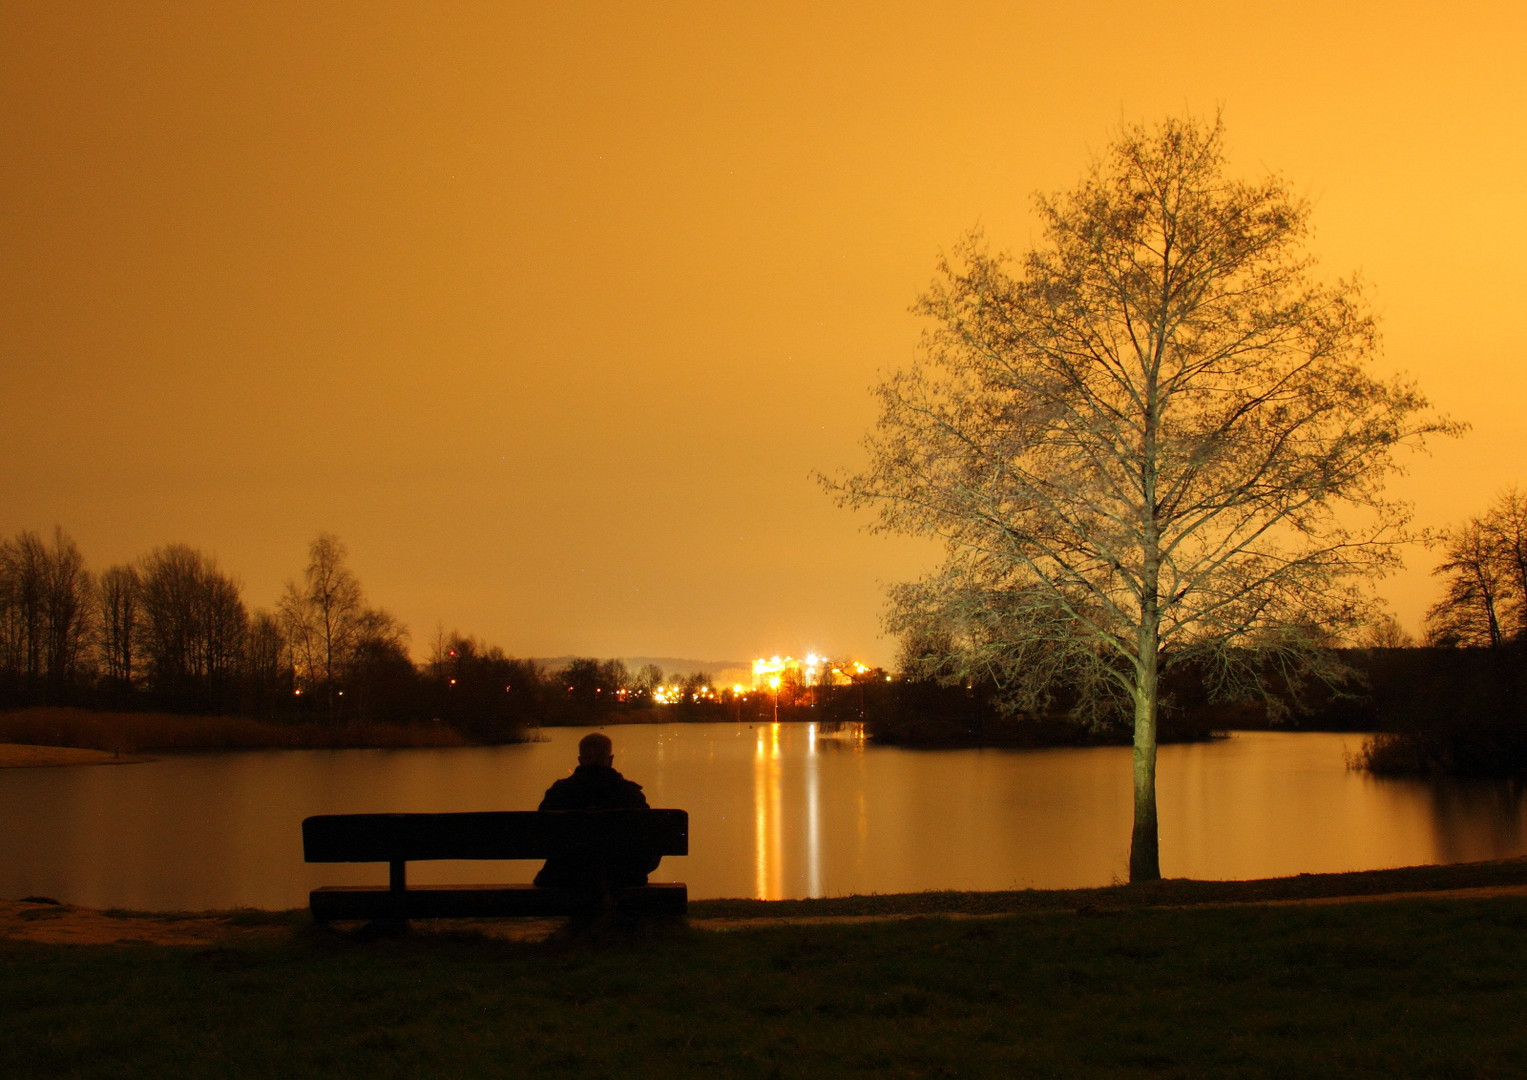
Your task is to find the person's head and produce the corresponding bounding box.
[577,732,614,768]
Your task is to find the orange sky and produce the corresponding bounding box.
[2,2,1523,665]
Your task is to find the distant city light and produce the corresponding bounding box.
[751,651,872,690]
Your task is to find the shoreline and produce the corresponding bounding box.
[7,855,1527,946]
[0,743,152,768]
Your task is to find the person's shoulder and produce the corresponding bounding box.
[538,774,580,810]
[613,773,649,806]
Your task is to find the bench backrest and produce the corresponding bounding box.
[302,809,688,864]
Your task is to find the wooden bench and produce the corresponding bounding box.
[302,808,688,923]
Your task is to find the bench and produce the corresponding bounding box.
[301,808,688,923]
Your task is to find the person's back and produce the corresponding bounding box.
[533,732,661,888]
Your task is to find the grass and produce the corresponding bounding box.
[687,856,1527,919]
[4,891,1526,1078]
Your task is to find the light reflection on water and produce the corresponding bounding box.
[1,725,1524,910]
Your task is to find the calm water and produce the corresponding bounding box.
[3,724,1525,910]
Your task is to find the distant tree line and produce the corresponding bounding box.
[1345,489,1527,776]
[0,529,405,719]
[0,528,720,741]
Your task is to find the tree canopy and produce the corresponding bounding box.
[833,115,1457,880]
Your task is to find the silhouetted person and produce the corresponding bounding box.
[533,732,661,888]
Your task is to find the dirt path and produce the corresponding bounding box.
[8,884,1527,947]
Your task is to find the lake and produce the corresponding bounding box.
[3,724,1525,911]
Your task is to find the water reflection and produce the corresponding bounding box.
[752,723,781,899]
[1423,778,1527,865]
[752,722,829,900]
[2,728,1525,910]
[805,724,820,896]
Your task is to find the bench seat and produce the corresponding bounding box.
[302,808,688,924]
[309,882,688,921]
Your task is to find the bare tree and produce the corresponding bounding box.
[198,569,248,696]
[139,545,203,695]
[0,531,50,693]
[634,663,665,698]
[97,563,142,690]
[1484,488,1527,641]
[1359,612,1415,649]
[138,544,247,708]
[42,527,94,692]
[601,658,631,695]
[0,527,95,702]
[1426,488,1527,647]
[242,609,290,713]
[831,116,1455,881]
[278,533,364,711]
[1425,521,1507,648]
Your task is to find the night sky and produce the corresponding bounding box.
[4,2,1522,665]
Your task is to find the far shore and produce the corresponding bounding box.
[0,706,496,756]
[0,742,151,768]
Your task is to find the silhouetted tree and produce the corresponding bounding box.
[138,545,247,710]
[241,609,291,717]
[0,531,48,698]
[334,607,410,720]
[1424,490,1527,649]
[96,563,142,698]
[1491,489,1527,639]
[1426,520,1508,648]
[278,533,365,713]
[0,528,95,704]
[428,632,540,739]
[601,658,630,696]
[556,657,608,704]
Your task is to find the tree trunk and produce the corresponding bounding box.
[1129,640,1161,882]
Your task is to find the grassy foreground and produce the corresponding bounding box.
[5,889,1526,1078]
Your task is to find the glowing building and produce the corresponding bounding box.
[751,653,866,690]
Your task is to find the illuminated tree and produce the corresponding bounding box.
[832,115,1456,881]
[634,663,665,700]
[681,670,710,703]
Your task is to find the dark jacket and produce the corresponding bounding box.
[537,764,650,812]
[533,764,660,887]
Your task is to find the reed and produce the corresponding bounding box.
[0,706,472,752]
